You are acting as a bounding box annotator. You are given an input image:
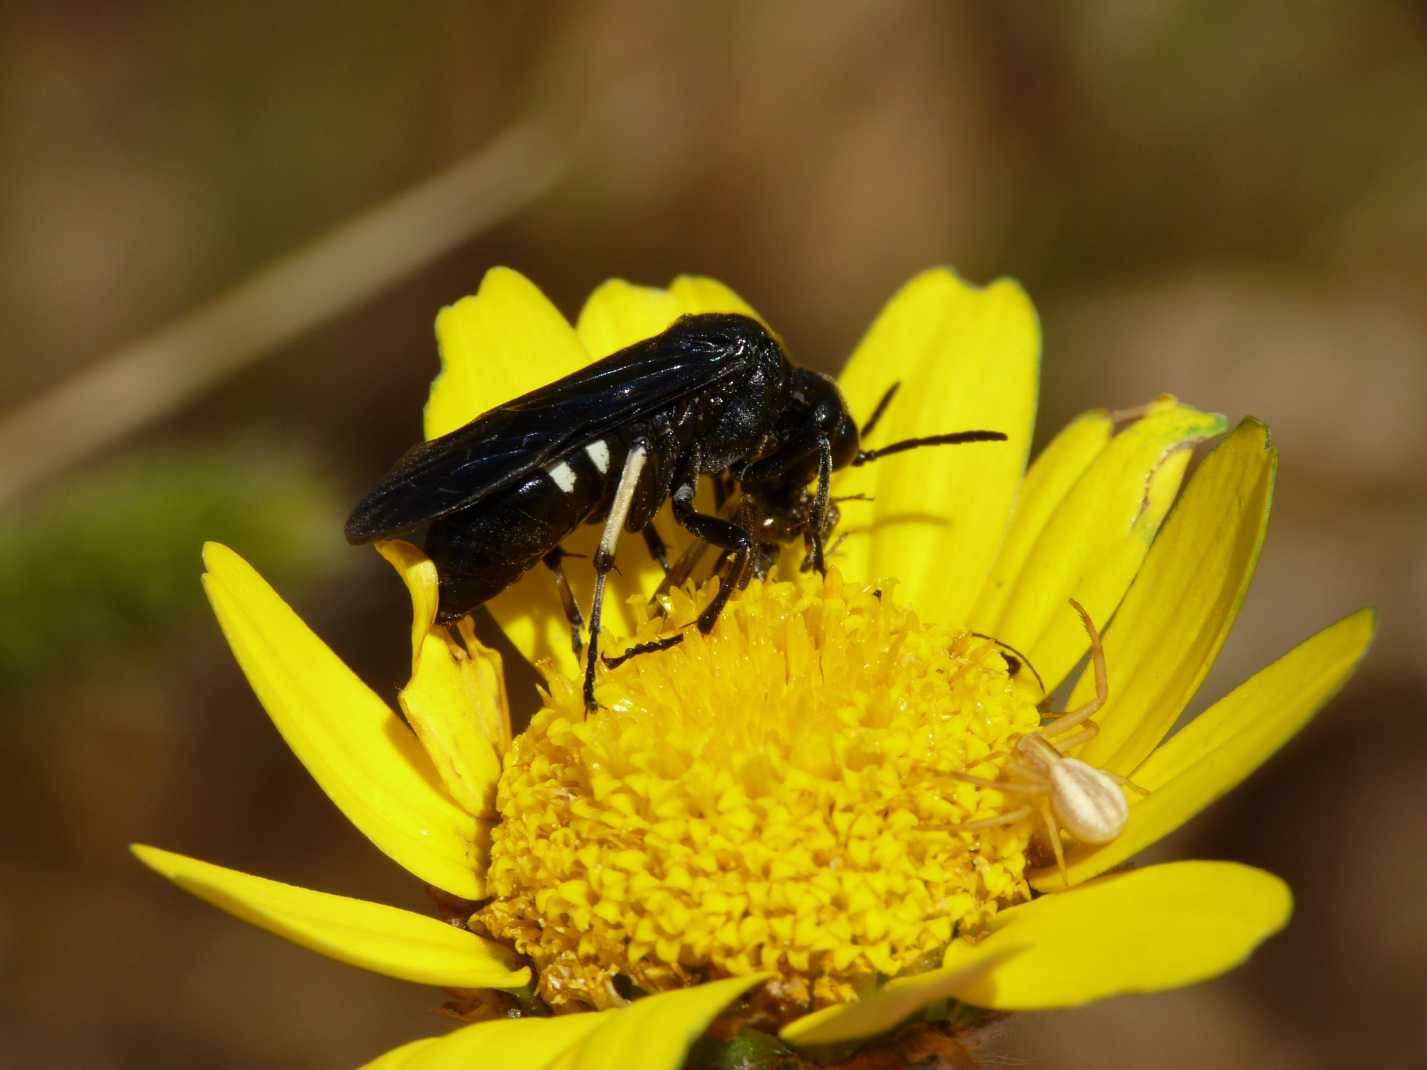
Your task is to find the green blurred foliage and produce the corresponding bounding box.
[0,443,342,687]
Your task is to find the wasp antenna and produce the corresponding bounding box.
[859,381,902,439]
[853,429,1007,466]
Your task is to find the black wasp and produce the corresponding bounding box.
[346,312,1006,710]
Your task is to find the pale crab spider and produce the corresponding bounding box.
[949,599,1147,882]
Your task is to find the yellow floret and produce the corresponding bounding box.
[475,571,1041,1018]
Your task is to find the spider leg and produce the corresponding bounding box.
[946,771,1047,795]
[1102,768,1152,796]
[1003,757,1045,782]
[1036,795,1069,884]
[948,806,1035,832]
[1044,723,1099,752]
[1039,598,1108,739]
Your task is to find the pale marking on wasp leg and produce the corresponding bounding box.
[599,445,648,559]
[584,443,650,711]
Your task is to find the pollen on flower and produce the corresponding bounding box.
[474,571,1043,1019]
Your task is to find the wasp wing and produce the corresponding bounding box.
[345,316,764,543]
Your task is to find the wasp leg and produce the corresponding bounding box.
[712,471,734,511]
[706,542,753,603]
[740,428,835,575]
[542,548,585,657]
[602,632,686,670]
[584,442,651,712]
[805,433,833,575]
[671,478,753,635]
[651,534,713,611]
[641,523,671,572]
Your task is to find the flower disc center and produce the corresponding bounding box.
[475,572,1042,1017]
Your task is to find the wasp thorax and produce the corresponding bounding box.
[1048,758,1129,844]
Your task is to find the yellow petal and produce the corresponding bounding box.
[944,861,1291,1009]
[553,975,768,1070]
[969,410,1114,636]
[667,275,766,323]
[985,398,1226,692]
[201,542,486,898]
[575,279,685,359]
[131,845,527,988]
[359,1037,439,1070]
[780,946,1020,1047]
[1034,609,1375,890]
[399,631,503,818]
[427,267,590,440]
[367,1015,606,1070]
[1076,419,1276,774]
[575,274,769,361]
[832,269,1039,623]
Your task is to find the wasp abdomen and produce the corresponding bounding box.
[426,437,625,621]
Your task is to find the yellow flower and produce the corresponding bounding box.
[134,267,1374,1067]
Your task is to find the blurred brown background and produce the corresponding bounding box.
[2,3,1425,1067]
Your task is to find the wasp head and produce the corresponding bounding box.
[790,367,860,472]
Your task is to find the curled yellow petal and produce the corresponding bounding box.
[780,946,1020,1047]
[375,538,441,661]
[454,618,513,755]
[985,398,1226,691]
[368,1014,605,1070]
[554,975,768,1070]
[201,542,485,898]
[131,845,527,989]
[833,268,1039,624]
[376,540,510,816]
[969,410,1114,638]
[1034,609,1375,889]
[399,631,504,819]
[1076,419,1276,774]
[944,861,1291,1009]
[427,266,589,439]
